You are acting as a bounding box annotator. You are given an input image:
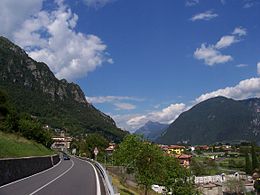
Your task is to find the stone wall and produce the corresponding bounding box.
[0,154,60,186]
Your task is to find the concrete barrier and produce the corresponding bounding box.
[0,154,60,186]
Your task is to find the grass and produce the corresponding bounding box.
[110,172,158,195]
[0,131,54,158]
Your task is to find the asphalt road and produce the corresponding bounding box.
[0,156,105,195]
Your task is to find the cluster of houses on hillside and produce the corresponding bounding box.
[49,127,238,168]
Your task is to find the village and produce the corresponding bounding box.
[51,130,257,194]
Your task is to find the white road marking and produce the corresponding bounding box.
[0,159,62,189]
[76,157,101,195]
[28,159,75,195]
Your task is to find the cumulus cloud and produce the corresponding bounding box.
[215,35,238,49]
[0,0,43,38]
[126,103,187,130]
[194,27,246,65]
[194,44,232,66]
[13,1,112,81]
[232,27,247,36]
[83,0,114,8]
[112,114,143,132]
[196,77,260,103]
[190,10,218,21]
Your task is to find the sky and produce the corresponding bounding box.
[1,0,260,132]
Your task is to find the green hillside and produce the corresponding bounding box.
[157,96,260,145]
[0,36,127,142]
[0,131,54,158]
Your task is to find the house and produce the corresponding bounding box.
[51,131,72,150]
[167,145,185,155]
[175,154,192,168]
[195,145,210,151]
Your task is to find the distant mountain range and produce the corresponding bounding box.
[0,36,127,142]
[135,121,168,141]
[157,96,260,145]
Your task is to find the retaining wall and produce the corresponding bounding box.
[0,154,60,186]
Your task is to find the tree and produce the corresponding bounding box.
[85,133,109,160]
[160,155,195,195]
[18,114,53,147]
[224,178,245,194]
[245,152,252,174]
[135,142,164,195]
[0,89,9,119]
[190,158,207,176]
[251,143,259,170]
[114,135,196,195]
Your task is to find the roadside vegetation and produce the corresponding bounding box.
[0,89,54,157]
[0,131,54,158]
[190,143,260,177]
[112,135,197,195]
[70,133,109,160]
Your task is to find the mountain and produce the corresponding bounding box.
[0,36,127,142]
[135,121,168,141]
[157,96,260,145]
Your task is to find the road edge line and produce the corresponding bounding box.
[0,158,62,189]
[76,157,101,195]
[28,159,74,195]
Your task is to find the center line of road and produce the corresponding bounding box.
[28,160,75,195]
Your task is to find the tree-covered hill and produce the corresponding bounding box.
[0,36,127,142]
[157,96,260,145]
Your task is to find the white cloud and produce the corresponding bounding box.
[194,44,232,66]
[86,96,143,104]
[126,103,187,130]
[257,62,260,75]
[114,76,260,131]
[232,27,247,36]
[0,0,43,38]
[185,0,199,7]
[149,103,187,124]
[13,1,112,81]
[111,114,141,131]
[194,27,246,65]
[190,10,218,21]
[83,0,114,8]
[196,77,260,103]
[236,64,248,68]
[114,103,136,110]
[215,35,238,49]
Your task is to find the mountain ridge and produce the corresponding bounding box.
[157,96,260,145]
[0,36,126,141]
[135,120,168,141]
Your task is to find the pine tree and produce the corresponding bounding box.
[251,143,259,170]
[245,152,252,174]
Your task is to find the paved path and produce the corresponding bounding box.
[0,156,105,195]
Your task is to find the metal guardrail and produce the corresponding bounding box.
[94,161,115,195]
[77,157,115,195]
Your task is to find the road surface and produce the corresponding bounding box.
[0,156,105,195]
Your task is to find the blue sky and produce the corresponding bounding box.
[1,0,260,131]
